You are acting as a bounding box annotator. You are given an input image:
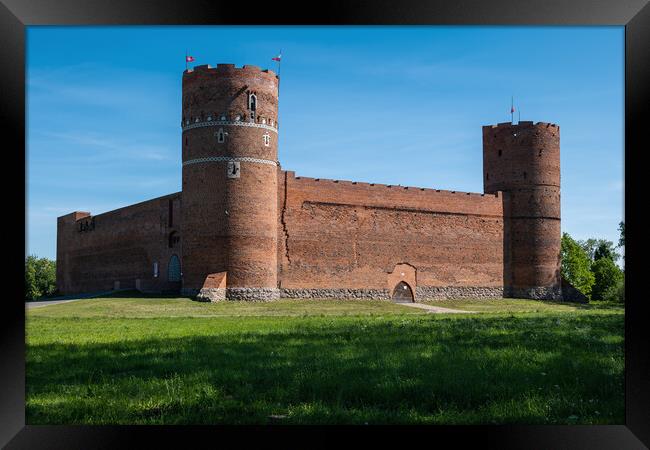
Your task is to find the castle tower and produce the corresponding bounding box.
[181,64,280,300]
[483,121,562,300]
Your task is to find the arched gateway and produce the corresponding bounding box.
[392,281,414,303]
[168,254,181,282]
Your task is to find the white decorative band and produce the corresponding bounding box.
[183,156,279,167]
[182,120,278,134]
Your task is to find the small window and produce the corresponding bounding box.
[523,171,527,179]
[169,231,179,248]
[263,133,270,147]
[249,93,257,111]
[216,128,225,143]
[153,261,159,278]
[498,149,502,157]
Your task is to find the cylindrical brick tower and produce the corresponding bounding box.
[181,64,280,300]
[483,121,562,300]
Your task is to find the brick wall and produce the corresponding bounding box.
[56,193,182,295]
[181,64,279,295]
[277,171,505,295]
[483,121,561,298]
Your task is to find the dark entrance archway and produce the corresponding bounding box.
[392,281,414,303]
[168,254,181,282]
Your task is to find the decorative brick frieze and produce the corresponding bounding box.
[182,156,279,167]
[182,119,278,134]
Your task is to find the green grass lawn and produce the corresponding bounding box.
[26,295,624,425]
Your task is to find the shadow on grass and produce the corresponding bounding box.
[26,313,624,425]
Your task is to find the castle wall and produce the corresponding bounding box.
[56,193,181,295]
[483,121,561,300]
[181,64,279,300]
[277,171,506,300]
[55,64,563,302]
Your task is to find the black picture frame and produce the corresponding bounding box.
[3,0,648,447]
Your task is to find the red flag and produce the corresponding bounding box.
[186,55,195,63]
[511,105,515,113]
[272,53,281,62]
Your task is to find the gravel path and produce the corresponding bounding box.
[25,290,122,309]
[26,299,83,309]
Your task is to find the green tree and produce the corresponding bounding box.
[618,221,625,248]
[561,233,595,298]
[602,274,625,303]
[578,238,619,262]
[25,255,57,301]
[594,240,618,262]
[591,257,624,301]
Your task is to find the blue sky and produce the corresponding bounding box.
[27,26,624,261]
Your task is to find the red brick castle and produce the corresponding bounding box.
[57,63,574,302]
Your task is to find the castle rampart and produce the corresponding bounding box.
[56,63,567,303]
[56,192,181,295]
[275,170,506,300]
[483,121,562,300]
[181,63,280,300]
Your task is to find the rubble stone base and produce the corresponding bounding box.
[226,288,281,301]
[280,288,391,300]
[185,287,280,302]
[416,286,505,300]
[195,288,226,302]
[507,286,563,301]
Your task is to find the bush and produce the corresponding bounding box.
[561,233,595,298]
[591,257,624,301]
[602,277,624,304]
[25,255,57,301]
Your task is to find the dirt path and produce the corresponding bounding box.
[26,299,83,309]
[397,302,477,314]
[25,290,124,309]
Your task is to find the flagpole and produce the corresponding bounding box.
[185,49,188,71]
[277,49,282,100]
[511,96,514,124]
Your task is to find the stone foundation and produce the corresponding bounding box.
[195,288,226,302]
[185,285,566,302]
[280,288,391,300]
[416,286,504,300]
[561,277,589,303]
[226,288,281,301]
[188,287,280,301]
[507,286,563,301]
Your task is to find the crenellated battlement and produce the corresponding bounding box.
[183,63,278,79]
[484,121,559,130]
[288,172,501,198]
